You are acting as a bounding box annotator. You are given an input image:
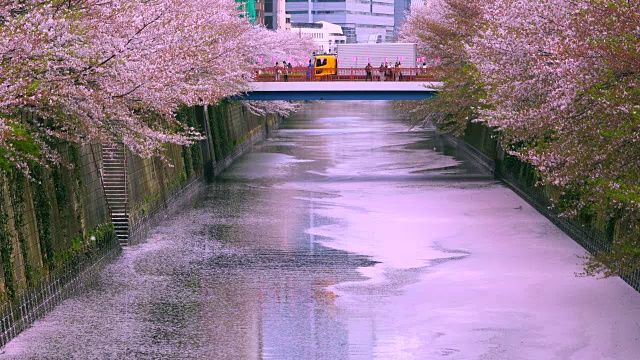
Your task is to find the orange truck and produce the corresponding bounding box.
[313,55,338,78]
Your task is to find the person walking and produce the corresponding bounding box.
[274,62,282,81]
[306,59,313,81]
[397,62,403,81]
[284,62,291,82]
[379,63,385,81]
[365,63,373,81]
[393,61,399,81]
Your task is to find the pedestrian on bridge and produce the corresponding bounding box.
[393,61,399,81]
[379,63,385,81]
[307,60,313,81]
[365,63,373,81]
[385,62,392,81]
[275,62,282,81]
[284,62,292,82]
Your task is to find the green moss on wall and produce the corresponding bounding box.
[32,166,53,268]
[191,141,203,175]
[69,145,85,237]
[208,105,224,160]
[208,102,234,160]
[0,178,14,299]
[182,146,193,179]
[8,170,31,286]
[176,106,204,177]
[90,223,116,249]
[52,222,115,267]
[51,166,67,229]
[0,122,40,173]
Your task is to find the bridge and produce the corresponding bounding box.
[240,82,440,101]
[234,67,441,101]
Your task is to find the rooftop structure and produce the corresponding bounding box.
[290,21,347,54]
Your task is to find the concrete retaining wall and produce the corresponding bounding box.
[0,101,282,347]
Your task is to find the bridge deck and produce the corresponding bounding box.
[251,82,441,92]
[239,81,441,101]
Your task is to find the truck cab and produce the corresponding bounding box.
[314,55,337,77]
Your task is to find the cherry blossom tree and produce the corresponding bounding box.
[250,27,316,67]
[242,100,302,117]
[0,0,313,172]
[402,0,640,276]
[470,0,640,275]
[396,0,486,136]
[240,27,315,117]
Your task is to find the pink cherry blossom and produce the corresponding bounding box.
[402,0,640,275]
[0,0,314,172]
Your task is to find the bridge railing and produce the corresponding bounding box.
[253,67,439,82]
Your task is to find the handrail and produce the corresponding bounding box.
[253,66,439,82]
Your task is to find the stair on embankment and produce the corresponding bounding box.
[101,143,129,246]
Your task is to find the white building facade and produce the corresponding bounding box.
[290,21,347,54]
[265,0,291,30]
[285,0,394,43]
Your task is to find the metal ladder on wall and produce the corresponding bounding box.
[101,143,129,246]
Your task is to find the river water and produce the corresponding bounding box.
[3,101,640,359]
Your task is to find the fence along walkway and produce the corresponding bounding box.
[254,67,438,82]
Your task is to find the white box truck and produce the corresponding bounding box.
[336,43,417,69]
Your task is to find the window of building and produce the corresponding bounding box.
[265,16,274,29]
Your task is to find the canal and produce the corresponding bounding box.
[2,101,640,359]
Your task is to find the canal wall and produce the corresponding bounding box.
[127,103,282,245]
[446,122,640,291]
[0,101,282,347]
[0,142,121,347]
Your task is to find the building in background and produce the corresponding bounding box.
[290,21,347,54]
[393,0,409,40]
[265,0,290,29]
[393,0,421,40]
[285,0,394,43]
[255,0,265,25]
[366,34,383,43]
[236,0,257,24]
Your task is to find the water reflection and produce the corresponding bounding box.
[3,101,640,359]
